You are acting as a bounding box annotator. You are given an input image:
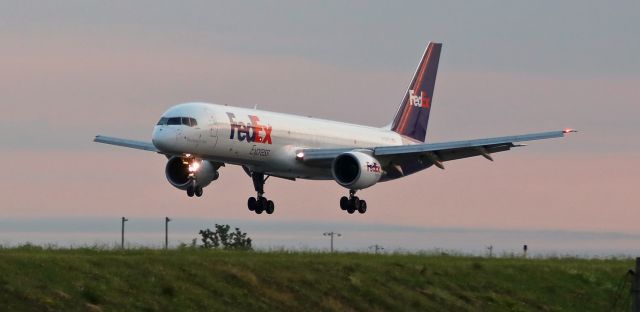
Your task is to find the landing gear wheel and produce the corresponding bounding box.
[255,198,264,214]
[350,197,360,210]
[357,200,367,214]
[186,186,194,197]
[195,186,203,197]
[340,196,349,210]
[247,197,257,211]
[250,197,273,215]
[347,207,355,214]
[266,200,275,214]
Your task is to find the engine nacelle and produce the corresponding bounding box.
[332,151,382,190]
[165,156,219,190]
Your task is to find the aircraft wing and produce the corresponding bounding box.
[94,135,159,152]
[301,129,575,167]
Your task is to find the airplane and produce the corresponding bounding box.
[94,42,575,215]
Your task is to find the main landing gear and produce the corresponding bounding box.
[340,190,367,214]
[247,172,275,215]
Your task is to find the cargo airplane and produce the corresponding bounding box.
[95,42,574,215]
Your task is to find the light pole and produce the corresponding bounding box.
[121,217,128,249]
[323,232,341,253]
[165,217,171,250]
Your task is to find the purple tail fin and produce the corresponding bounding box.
[391,42,442,142]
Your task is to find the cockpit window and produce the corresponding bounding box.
[167,117,181,125]
[181,117,191,126]
[156,117,168,125]
[158,116,198,127]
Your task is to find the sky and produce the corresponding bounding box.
[1,1,639,254]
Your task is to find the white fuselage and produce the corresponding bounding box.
[151,102,405,180]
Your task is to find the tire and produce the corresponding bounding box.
[195,186,203,197]
[187,187,194,197]
[347,208,355,214]
[350,197,360,210]
[247,197,257,211]
[266,200,275,214]
[340,196,349,210]
[357,200,367,214]
[255,197,267,214]
[259,197,268,208]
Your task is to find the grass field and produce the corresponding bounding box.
[0,246,635,311]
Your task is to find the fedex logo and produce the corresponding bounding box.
[409,89,430,108]
[227,112,273,144]
[366,162,381,173]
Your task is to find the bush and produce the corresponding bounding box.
[198,224,252,250]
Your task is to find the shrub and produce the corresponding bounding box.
[198,224,252,250]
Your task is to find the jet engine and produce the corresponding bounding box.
[331,151,382,190]
[165,156,219,190]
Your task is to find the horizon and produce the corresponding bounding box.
[2,217,640,257]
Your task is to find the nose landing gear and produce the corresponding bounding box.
[340,190,367,214]
[247,172,275,214]
[186,181,203,197]
[185,157,203,198]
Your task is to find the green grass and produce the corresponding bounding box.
[0,246,634,311]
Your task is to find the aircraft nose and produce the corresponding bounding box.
[152,126,172,152]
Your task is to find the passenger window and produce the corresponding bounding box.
[167,117,181,125]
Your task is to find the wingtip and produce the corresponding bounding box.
[562,128,578,135]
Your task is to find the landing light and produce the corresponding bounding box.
[296,152,304,159]
[188,161,201,173]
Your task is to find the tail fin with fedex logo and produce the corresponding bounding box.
[390,42,442,142]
